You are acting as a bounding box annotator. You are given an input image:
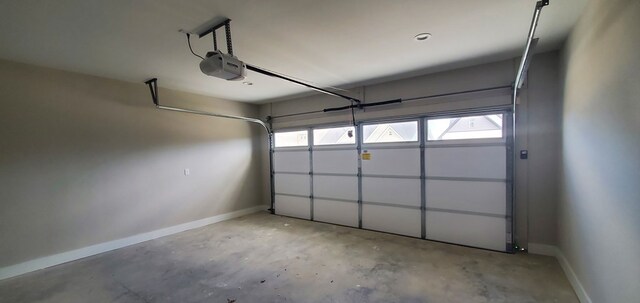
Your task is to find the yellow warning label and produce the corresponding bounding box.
[361,151,371,160]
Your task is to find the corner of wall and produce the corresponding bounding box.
[554,0,640,302]
[528,243,592,303]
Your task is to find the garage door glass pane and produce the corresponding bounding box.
[428,114,503,141]
[313,126,356,145]
[362,121,418,143]
[274,130,308,147]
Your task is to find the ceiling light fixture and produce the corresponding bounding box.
[414,33,432,42]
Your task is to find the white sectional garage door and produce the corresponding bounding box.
[272,111,513,252]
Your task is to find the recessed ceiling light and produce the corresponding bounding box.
[414,33,432,42]
[242,81,253,86]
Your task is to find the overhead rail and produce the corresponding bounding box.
[245,64,362,105]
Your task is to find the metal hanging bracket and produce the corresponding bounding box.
[179,18,231,57]
[197,18,230,38]
[144,78,159,106]
[195,18,234,56]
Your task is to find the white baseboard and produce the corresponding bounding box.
[555,249,592,303]
[528,243,592,303]
[0,205,268,281]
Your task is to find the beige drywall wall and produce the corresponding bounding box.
[259,51,563,248]
[558,0,640,301]
[0,60,266,268]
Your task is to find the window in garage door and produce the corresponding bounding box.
[362,121,418,143]
[313,126,356,145]
[427,114,503,141]
[274,130,308,147]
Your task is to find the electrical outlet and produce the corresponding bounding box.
[184,168,190,176]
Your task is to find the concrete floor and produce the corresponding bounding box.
[0,211,578,303]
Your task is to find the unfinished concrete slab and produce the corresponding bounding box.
[0,211,577,303]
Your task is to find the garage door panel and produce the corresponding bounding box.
[426,211,506,251]
[275,195,310,219]
[425,146,506,179]
[275,174,310,196]
[426,180,506,215]
[362,204,421,237]
[313,175,358,201]
[313,150,358,174]
[314,199,358,227]
[274,151,309,173]
[362,177,420,207]
[361,149,420,176]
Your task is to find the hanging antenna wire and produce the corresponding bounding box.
[186,33,205,60]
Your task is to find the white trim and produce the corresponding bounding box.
[555,248,592,303]
[0,205,268,281]
[528,243,592,303]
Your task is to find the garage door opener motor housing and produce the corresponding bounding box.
[199,50,246,81]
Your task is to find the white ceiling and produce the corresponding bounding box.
[0,0,587,103]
